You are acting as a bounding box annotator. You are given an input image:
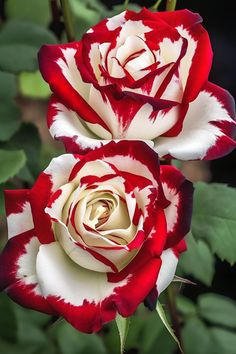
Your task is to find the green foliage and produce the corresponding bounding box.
[6,0,51,27]
[69,0,106,40]
[0,149,26,183]
[210,328,236,354]
[198,293,236,328]
[178,232,215,286]
[115,314,130,354]
[18,71,51,99]
[156,300,182,352]
[68,0,142,40]
[104,305,176,354]
[3,123,42,181]
[51,321,107,354]
[0,71,17,99]
[0,100,21,142]
[182,317,212,354]
[176,296,197,317]
[107,3,141,16]
[178,182,236,286]
[192,182,236,265]
[0,293,18,342]
[0,21,57,73]
[0,71,21,141]
[178,294,236,354]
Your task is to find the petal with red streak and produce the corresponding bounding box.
[160,165,193,249]
[155,82,236,160]
[4,189,34,239]
[36,242,161,333]
[0,231,55,315]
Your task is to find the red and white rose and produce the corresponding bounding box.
[39,8,235,160]
[0,141,193,333]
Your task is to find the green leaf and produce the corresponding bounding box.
[156,300,182,353]
[69,0,103,40]
[171,159,182,170]
[0,293,18,342]
[0,20,57,47]
[192,182,236,265]
[0,182,14,216]
[0,71,17,99]
[0,102,21,141]
[0,339,39,354]
[115,314,130,354]
[0,44,38,73]
[198,293,236,328]
[54,321,107,354]
[14,304,51,329]
[210,328,236,354]
[6,0,51,27]
[176,296,197,318]
[5,123,42,179]
[0,149,26,183]
[182,318,212,354]
[18,71,51,99]
[108,4,141,17]
[178,232,215,286]
[0,21,57,73]
[139,313,163,354]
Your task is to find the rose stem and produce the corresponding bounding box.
[166,284,183,354]
[166,0,177,11]
[124,0,129,9]
[152,0,163,11]
[60,0,75,42]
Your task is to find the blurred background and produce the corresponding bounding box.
[0,1,235,353]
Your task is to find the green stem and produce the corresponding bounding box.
[124,0,129,9]
[152,0,163,11]
[60,0,75,42]
[166,285,183,354]
[166,0,177,11]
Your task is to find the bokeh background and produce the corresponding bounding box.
[0,1,235,353]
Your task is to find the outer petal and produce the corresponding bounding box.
[30,154,79,244]
[150,9,202,29]
[160,165,193,249]
[48,95,110,154]
[70,140,162,189]
[155,82,236,160]
[38,43,110,133]
[36,242,161,333]
[4,190,34,239]
[0,231,55,315]
[156,248,178,295]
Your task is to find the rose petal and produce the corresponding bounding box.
[5,190,34,239]
[38,43,110,133]
[0,231,54,314]
[48,96,110,154]
[156,248,178,295]
[36,241,161,332]
[155,83,236,160]
[160,165,193,248]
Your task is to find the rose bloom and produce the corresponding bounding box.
[39,9,235,160]
[0,141,193,333]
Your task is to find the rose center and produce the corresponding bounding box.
[89,200,113,228]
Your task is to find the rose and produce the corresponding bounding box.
[0,141,193,333]
[39,8,236,160]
